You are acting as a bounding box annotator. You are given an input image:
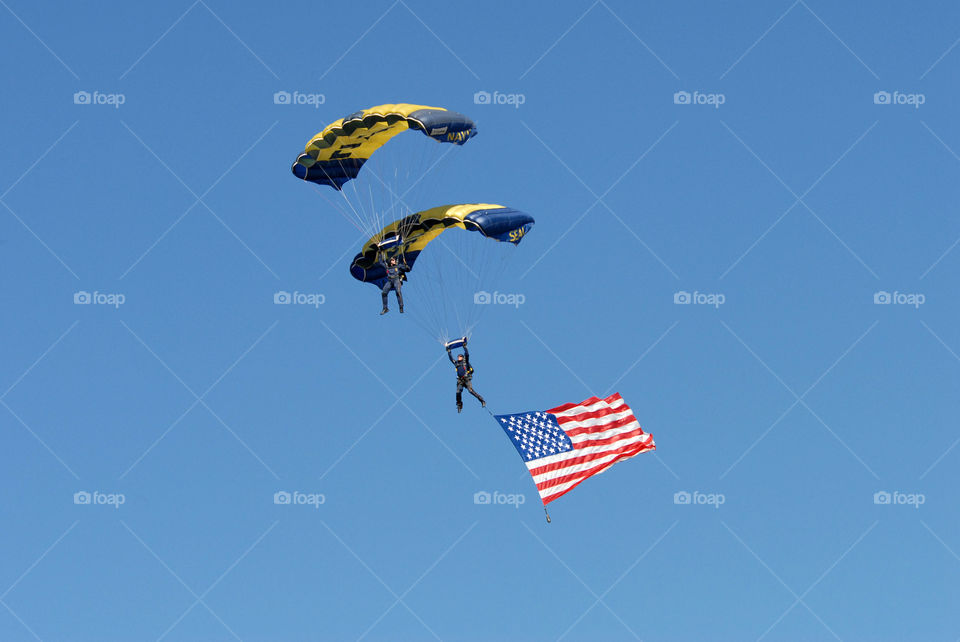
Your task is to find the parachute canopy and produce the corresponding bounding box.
[291,104,478,190]
[349,204,534,287]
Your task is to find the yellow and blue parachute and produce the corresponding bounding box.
[291,104,477,190]
[350,204,534,287]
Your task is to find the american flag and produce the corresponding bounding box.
[494,393,655,505]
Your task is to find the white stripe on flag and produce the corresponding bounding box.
[525,431,653,470]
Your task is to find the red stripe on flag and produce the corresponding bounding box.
[538,445,653,504]
[529,436,653,478]
[547,396,603,415]
[555,405,626,425]
[548,393,623,416]
[569,426,648,449]
[537,443,653,492]
[563,414,639,437]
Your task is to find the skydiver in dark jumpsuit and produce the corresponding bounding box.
[379,257,409,315]
[447,338,485,413]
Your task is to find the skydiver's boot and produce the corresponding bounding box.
[480,398,486,408]
[457,403,463,413]
[380,307,389,315]
[381,292,389,315]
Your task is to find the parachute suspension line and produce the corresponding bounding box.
[427,230,522,343]
[441,239,464,343]
[463,232,486,334]
[336,183,374,239]
[311,185,366,235]
[438,236,471,339]
[415,247,447,344]
[373,175,391,246]
[409,141,455,201]
[366,181,381,244]
[406,270,446,345]
[397,134,429,212]
[378,164,389,234]
[358,171,383,241]
[434,241,459,342]
[415,138,444,204]
[477,243,523,332]
[431,241,458,344]
[385,165,397,240]
[329,157,372,238]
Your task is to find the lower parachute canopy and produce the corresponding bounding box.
[350,204,535,343]
[350,204,534,287]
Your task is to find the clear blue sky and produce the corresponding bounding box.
[2,1,959,640]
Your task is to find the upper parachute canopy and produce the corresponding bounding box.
[350,204,534,287]
[291,104,478,190]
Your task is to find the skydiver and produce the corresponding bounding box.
[446,337,485,413]
[379,256,409,315]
